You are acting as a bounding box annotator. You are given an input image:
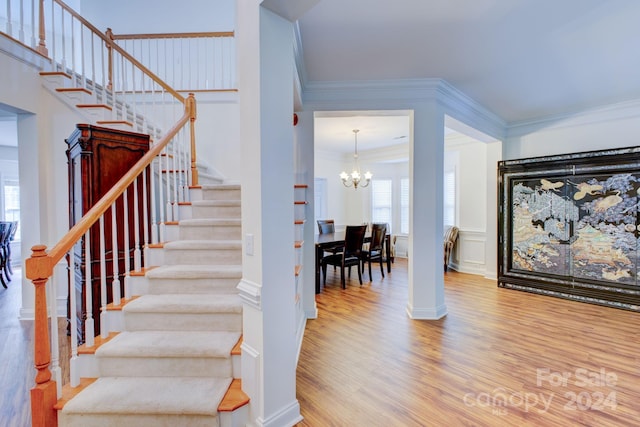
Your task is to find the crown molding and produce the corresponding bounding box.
[507,98,640,138]
[301,78,506,141]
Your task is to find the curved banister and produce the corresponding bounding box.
[111,31,235,40]
[53,0,184,102]
[26,98,193,281]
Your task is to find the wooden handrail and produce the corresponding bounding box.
[26,96,194,282]
[52,0,184,102]
[111,31,234,40]
[28,96,195,427]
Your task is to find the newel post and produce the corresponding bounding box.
[187,93,199,186]
[36,0,48,56]
[105,28,114,91]
[27,245,58,427]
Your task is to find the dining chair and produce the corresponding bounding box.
[317,219,335,234]
[4,221,17,279]
[317,219,343,262]
[321,224,367,289]
[0,222,10,288]
[361,223,387,280]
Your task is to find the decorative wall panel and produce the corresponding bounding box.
[498,147,640,311]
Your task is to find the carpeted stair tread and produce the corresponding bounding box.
[179,218,241,226]
[146,264,242,280]
[192,200,241,207]
[62,376,231,415]
[124,294,242,314]
[201,184,240,190]
[96,330,241,358]
[163,240,241,250]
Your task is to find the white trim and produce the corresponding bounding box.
[255,400,303,427]
[0,32,49,70]
[507,98,640,137]
[303,79,506,141]
[295,316,307,366]
[405,303,448,320]
[237,278,262,310]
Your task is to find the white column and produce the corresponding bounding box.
[407,102,448,319]
[237,2,302,426]
[294,110,318,320]
[484,140,502,280]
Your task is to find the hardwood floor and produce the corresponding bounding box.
[3,261,639,426]
[297,259,640,426]
[0,269,33,427]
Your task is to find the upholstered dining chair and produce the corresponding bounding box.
[0,222,10,288]
[361,223,387,280]
[444,225,459,272]
[321,224,367,289]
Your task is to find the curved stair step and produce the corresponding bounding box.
[145,264,242,294]
[163,240,242,265]
[123,294,242,332]
[96,330,240,378]
[191,199,241,219]
[59,376,231,427]
[179,218,241,240]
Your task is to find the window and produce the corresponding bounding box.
[444,169,456,226]
[371,179,392,232]
[3,179,20,240]
[400,178,409,234]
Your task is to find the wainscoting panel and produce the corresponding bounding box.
[452,229,486,276]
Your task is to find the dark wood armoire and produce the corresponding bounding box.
[66,124,150,343]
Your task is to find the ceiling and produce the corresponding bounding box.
[298,0,640,147]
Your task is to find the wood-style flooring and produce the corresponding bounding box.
[3,261,639,426]
[0,269,33,427]
[296,259,640,427]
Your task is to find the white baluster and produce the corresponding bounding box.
[84,231,94,347]
[47,266,62,398]
[143,168,151,264]
[133,177,142,271]
[80,22,86,88]
[165,139,173,222]
[100,215,108,338]
[111,202,121,306]
[50,1,56,71]
[19,0,25,43]
[70,249,79,387]
[123,188,131,299]
[30,0,35,48]
[5,0,12,36]
[60,7,66,72]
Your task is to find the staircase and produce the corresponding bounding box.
[56,184,249,427]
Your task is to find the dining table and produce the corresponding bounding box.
[314,231,391,293]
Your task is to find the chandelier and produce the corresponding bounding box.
[340,129,372,189]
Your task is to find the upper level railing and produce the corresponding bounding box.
[1,1,203,426]
[110,30,236,92]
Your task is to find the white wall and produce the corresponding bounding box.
[193,94,242,182]
[315,132,497,273]
[80,0,235,33]
[0,43,91,318]
[445,136,491,276]
[504,100,640,159]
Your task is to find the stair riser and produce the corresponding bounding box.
[124,313,242,332]
[179,225,241,240]
[59,413,218,427]
[164,248,242,265]
[202,189,241,201]
[192,205,241,219]
[98,356,233,378]
[149,278,240,294]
